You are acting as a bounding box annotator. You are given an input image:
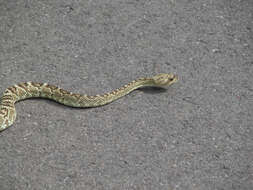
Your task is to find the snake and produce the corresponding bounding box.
[0,73,178,131]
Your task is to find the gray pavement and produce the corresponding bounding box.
[0,0,252,189]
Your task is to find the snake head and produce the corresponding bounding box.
[152,73,178,87]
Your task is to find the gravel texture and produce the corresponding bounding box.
[0,0,252,190]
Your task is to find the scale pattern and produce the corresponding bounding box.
[0,73,177,131]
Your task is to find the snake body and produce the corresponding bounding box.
[0,73,177,131]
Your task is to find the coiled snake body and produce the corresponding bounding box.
[0,73,177,131]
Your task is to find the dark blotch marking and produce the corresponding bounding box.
[7,86,18,96]
[31,82,43,88]
[0,102,14,108]
[87,95,95,99]
[1,100,13,104]
[59,88,70,95]
[0,107,9,117]
[72,93,82,99]
[1,95,14,101]
[23,82,30,87]
[46,84,58,91]
[17,83,29,92]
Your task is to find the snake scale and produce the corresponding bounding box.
[0,73,178,131]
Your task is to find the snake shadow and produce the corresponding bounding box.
[138,86,167,94]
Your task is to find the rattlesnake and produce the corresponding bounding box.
[0,73,178,131]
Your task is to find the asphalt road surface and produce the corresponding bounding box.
[0,0,252,190]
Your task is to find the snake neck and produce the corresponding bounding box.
[96,77,153,106]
